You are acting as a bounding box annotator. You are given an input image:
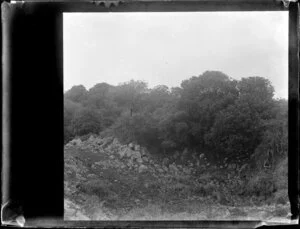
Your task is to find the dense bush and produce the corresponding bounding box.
[64,71,287,168]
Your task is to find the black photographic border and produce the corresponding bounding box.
[1,0,299,227]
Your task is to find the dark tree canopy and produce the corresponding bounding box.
[65,85,88,103]
[64,71,287,165]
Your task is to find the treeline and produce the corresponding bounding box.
[64,71,287,165]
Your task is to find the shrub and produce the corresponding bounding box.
[274,189,288,205]
[273,207,288,217]
[78,180,111,198]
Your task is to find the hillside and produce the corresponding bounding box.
[64,135,291,222]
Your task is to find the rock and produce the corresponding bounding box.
[128,143,134,149]
[95,161,102,165]
[199,153,204,159]
[101,137,113,148]
[169,164,179,173]
[126,148,135,158]
[162,158,169,166]
[77,174,86,181]
[163,165,168,172]
[119,148,135,158]
[134,144,141,151]
[136,157,143,164]
[157,168,164,173]
[87,174,97,178]
[95,138,103,145]
[71,138,82,146]
[112,138,120,145]
[131,151,142,163]
[118,148,127,158]
[88,135,95,142]
[138,164,148,173]
[109,155,115,159]
[142,156,148,162]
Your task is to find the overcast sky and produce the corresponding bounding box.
[64,12,288,98]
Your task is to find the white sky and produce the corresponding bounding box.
[64,12,288,98]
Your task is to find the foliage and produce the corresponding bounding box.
[64,71,287,168]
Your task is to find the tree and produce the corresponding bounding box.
[205,76,277,163]
[178,71,239,148]
[84,83,113,109]
[252,99,288,169]
[142,85,172,113]
[64,98,83,142]
[206,102,264,162]
[114,80,148,116]
[71,108,102,136]
[237,77,275,120]
[65,85,87,103]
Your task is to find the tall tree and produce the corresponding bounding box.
[65,85,87,103]
[114,80,148,116]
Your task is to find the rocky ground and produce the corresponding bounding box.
[64,135,295,224]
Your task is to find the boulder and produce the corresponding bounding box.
[136,157,143,164]
[71,138,82,146]
[134,144,141,151]
[126,148,135,158]
[131,151,142,162]
[141,148,148,156]
[95,138,103,145]
[169,164,179,173]
[128,143,134,149]
[101,137,114,148]
[157,168,164,173]
[87,174,97,179]
[118,148,135,158]
[87,135,95,142]
[138,164,148,173]
[118,148,127,158]
[112,138,120,145]
[142,156,148,162]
